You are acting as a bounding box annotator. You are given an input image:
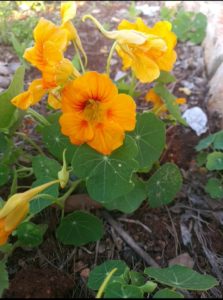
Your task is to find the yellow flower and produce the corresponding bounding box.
[145,88,186,115]
[0,180,59,245]
[60,1,87,65]
[83,15,177,83]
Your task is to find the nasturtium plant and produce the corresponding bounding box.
[0,2,216,297]
[146,163,183,208]
[56,211,104,246]
[87,260,218,298]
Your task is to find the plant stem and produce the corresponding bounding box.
[129,71,136,96]
[27,108,50,126]
[16,132,45,156]
[106,41,118,76]
[73,41,85,73]
[96,268,118,298]
[58,179,82,205]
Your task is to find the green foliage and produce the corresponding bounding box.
[0,2,42,62]
[0,261,9,297]
[196,130,223,200]
[38,114,78,164]
[30,177,59,215]
[146,163,182,208]
[87,260,129,290]
[56,211,104,246]
[32,155,61,180]
[16,222,47,247]
[154,83,187,126]
[88,260,218,298]
[205,178,223,199]
[72,136,138,203]
[145,265,218,291]
[160,7,207,44]
[127,1,141,20]
[153,288,183,298]
[129,112,166,171]
[104,283,143,298]
[104,177,146,213]
[206,152,223,171]
[0,65,25,132]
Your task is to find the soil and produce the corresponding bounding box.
[1,1,223,299]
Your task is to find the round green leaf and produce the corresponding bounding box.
[206,152,223,171]
[104,283,143,298]
[129,112,165,171]
[104,177,146,213]
[39,114,78,164]
[214,131,223,150]
[56,211,104,246]
[30,177,59,214]
[87,260,129,290]
[0,164,9,187]
[32,155,61,179]
[196,152,208,167]
[153,288,184,298]
[145,265,218,291]
[146,163,182,208]
[205,178,223,199]
[129,271,145,286]
[195,134,215,151]
[17,222,46,247]
[72,136,138,203]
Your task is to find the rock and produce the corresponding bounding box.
[0,63,10,76]
[0,75,10,89]
[169,252,194,268]
[207,62,223,127]
[182,107,208,136]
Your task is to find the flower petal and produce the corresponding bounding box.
[88,122,124,155]
[61,1,77,24]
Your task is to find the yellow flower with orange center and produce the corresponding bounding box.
[146,88,186,115]
[59,71,136,155]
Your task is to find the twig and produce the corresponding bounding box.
[118,217,152,234]
[59,248,77,270]
[165,206,181,256]
[94,241,100,267]
[101,211,159,267]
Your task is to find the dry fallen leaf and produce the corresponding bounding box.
[168,252,194,268]
[64,194,102,212]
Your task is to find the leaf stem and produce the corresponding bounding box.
[15,132,45,156]
[106,41,118,76]
[73,41,85,73]
[58,179,82,205]
[96,268,118,298]
[27,108,50,126]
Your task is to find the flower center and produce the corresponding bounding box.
[84,99,102,122]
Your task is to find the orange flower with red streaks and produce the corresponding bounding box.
[59,72,136,155]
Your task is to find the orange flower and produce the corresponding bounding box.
[24,17,68,71]
[11,78,65,110]
[59,72,136,155]
[145,88,186,115]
